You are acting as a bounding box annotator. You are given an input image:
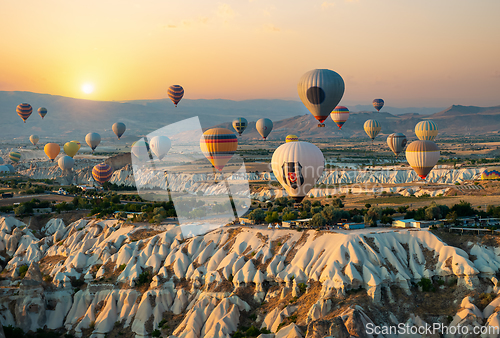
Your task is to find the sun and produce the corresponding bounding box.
[81,83,94,94]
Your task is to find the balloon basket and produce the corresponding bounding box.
[318,124,325,128]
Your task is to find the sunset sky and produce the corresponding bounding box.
[1,0,499,107]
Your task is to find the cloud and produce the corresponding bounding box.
[217,3,236,20]
[264,24,280,32]
[321,1,335,10]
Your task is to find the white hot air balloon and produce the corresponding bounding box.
[150,135,172,160]
[387,133,407,157]
[29,135,39,147]
[256,118,273,140]
[271,141,324,202]
[58,156,75,172]
[85,132,101,152]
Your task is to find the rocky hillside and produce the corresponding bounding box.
[2,215,500,337]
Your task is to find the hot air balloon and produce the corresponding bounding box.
[38,107,48,119]
[5,164,15,174]
[58,156,75,171]
[0,157,3,165]
[232,118,248,136]
[387,133,407,157]
[482,167,500,180]
[0,166,9,173]
[131,139,151,160]
[286,135,299,143]
[373,99,384,112]
[92,163,113,184]
[256,118,273,140]
[112,122,126,139]
[150,135,172,160]
[271,141,324,202]
[71,140,81,151]
[64,141,80,158]
[331,106,350,130]
[364,119,381,141]
[17,103,33,123]
[297,69,345,127]
[9,152,21,164]
[29,135,39,147]
[168,85,184,107]
[44,143,60,162]
[406,140,440,180]
[85,133,101,152]
[200,128,238,171]
[415,120,438,141]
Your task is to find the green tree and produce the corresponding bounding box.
[364,206,382,227]
[265,211,280,223]
[310,213,326,228]
[248,208,266,223]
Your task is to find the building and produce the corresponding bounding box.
[343,223,365,230]
[77,185,96,191]
[393,219,416,228]
[281,218,312,228]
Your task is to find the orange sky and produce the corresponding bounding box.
[1,0,499,106]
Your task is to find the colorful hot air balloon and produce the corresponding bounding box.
[71,140,81,151]
[482,167,500,180]
[373,99,384,112]
[112,122,126,139]
[298,69,345,127]
[58,156,75,171]
[256,118,273,140]
[9,152,21,164]
[271,141,324,202]
[17,103,33,123]
[64,141,80,158]
[286,135,299,143]
[29,135,39,147]
[168,85,184,107]
[150,135,172,160]
[200,128,238,171]
[92,163,114,184]
[38,107,48,119]
[232,118,248,136]
[364,119,381,141]
[44,143,60,162]
[331,106,350,130]
[406,140,440,180]
[387,133,407,157]
[85,133,101,152]
[415,120,439,141]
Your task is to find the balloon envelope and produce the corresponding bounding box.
[64,141,80,158]
[0,157,3,165]
[482,167,500,180]
[150,135,172,160]
[232,118,248,136]
[271,141,324,202]
[71,140,81,151]
[286,135,299,143]
[112,122,126,139]
[297,69,345,125]
[200,128,238,171]
[387,133,407,156]
[415,120,438,141]
[38,107,47,119]
[331,106,350,130]
[58,156,75,171]
[168,85,184,107]
[85,133,101,151]
[405,140,440,180]
[373,99,384,112]
[17,103,33,123]
[9,152,21,164]
[44,143,60,162]
[364,119,382,140]
[92,163,113,184]
[5,164,15,174]
[29,135,39,146]
[0,165,9,173]
[256,118,273,140]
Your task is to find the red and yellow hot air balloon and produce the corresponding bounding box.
[168,85,184,107]
[17,103,33,123]
[330,106,350,130]
[44,143,60,162]
[200,128,238,171]
[92,163,114,184]
[406,140,440,180]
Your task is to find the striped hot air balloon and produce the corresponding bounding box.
[415,120,439,141]
[373,99,384,112]
[200,128,238,171]
[9,152,21,164]
[406,140,440,180]
[168,85,184,107]
[364,119,382,140]
[286,135,299,143]
[17,103,33,123]
[330,106,350,129]
[387,133,407,156]
[38,107,48,119]
[481,167,500,180]
[92,163,113,184]
[232,118,247,136]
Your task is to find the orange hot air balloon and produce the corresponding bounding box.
[17,103,33,123]
[200,128,238,171]
[44,143,60,162]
